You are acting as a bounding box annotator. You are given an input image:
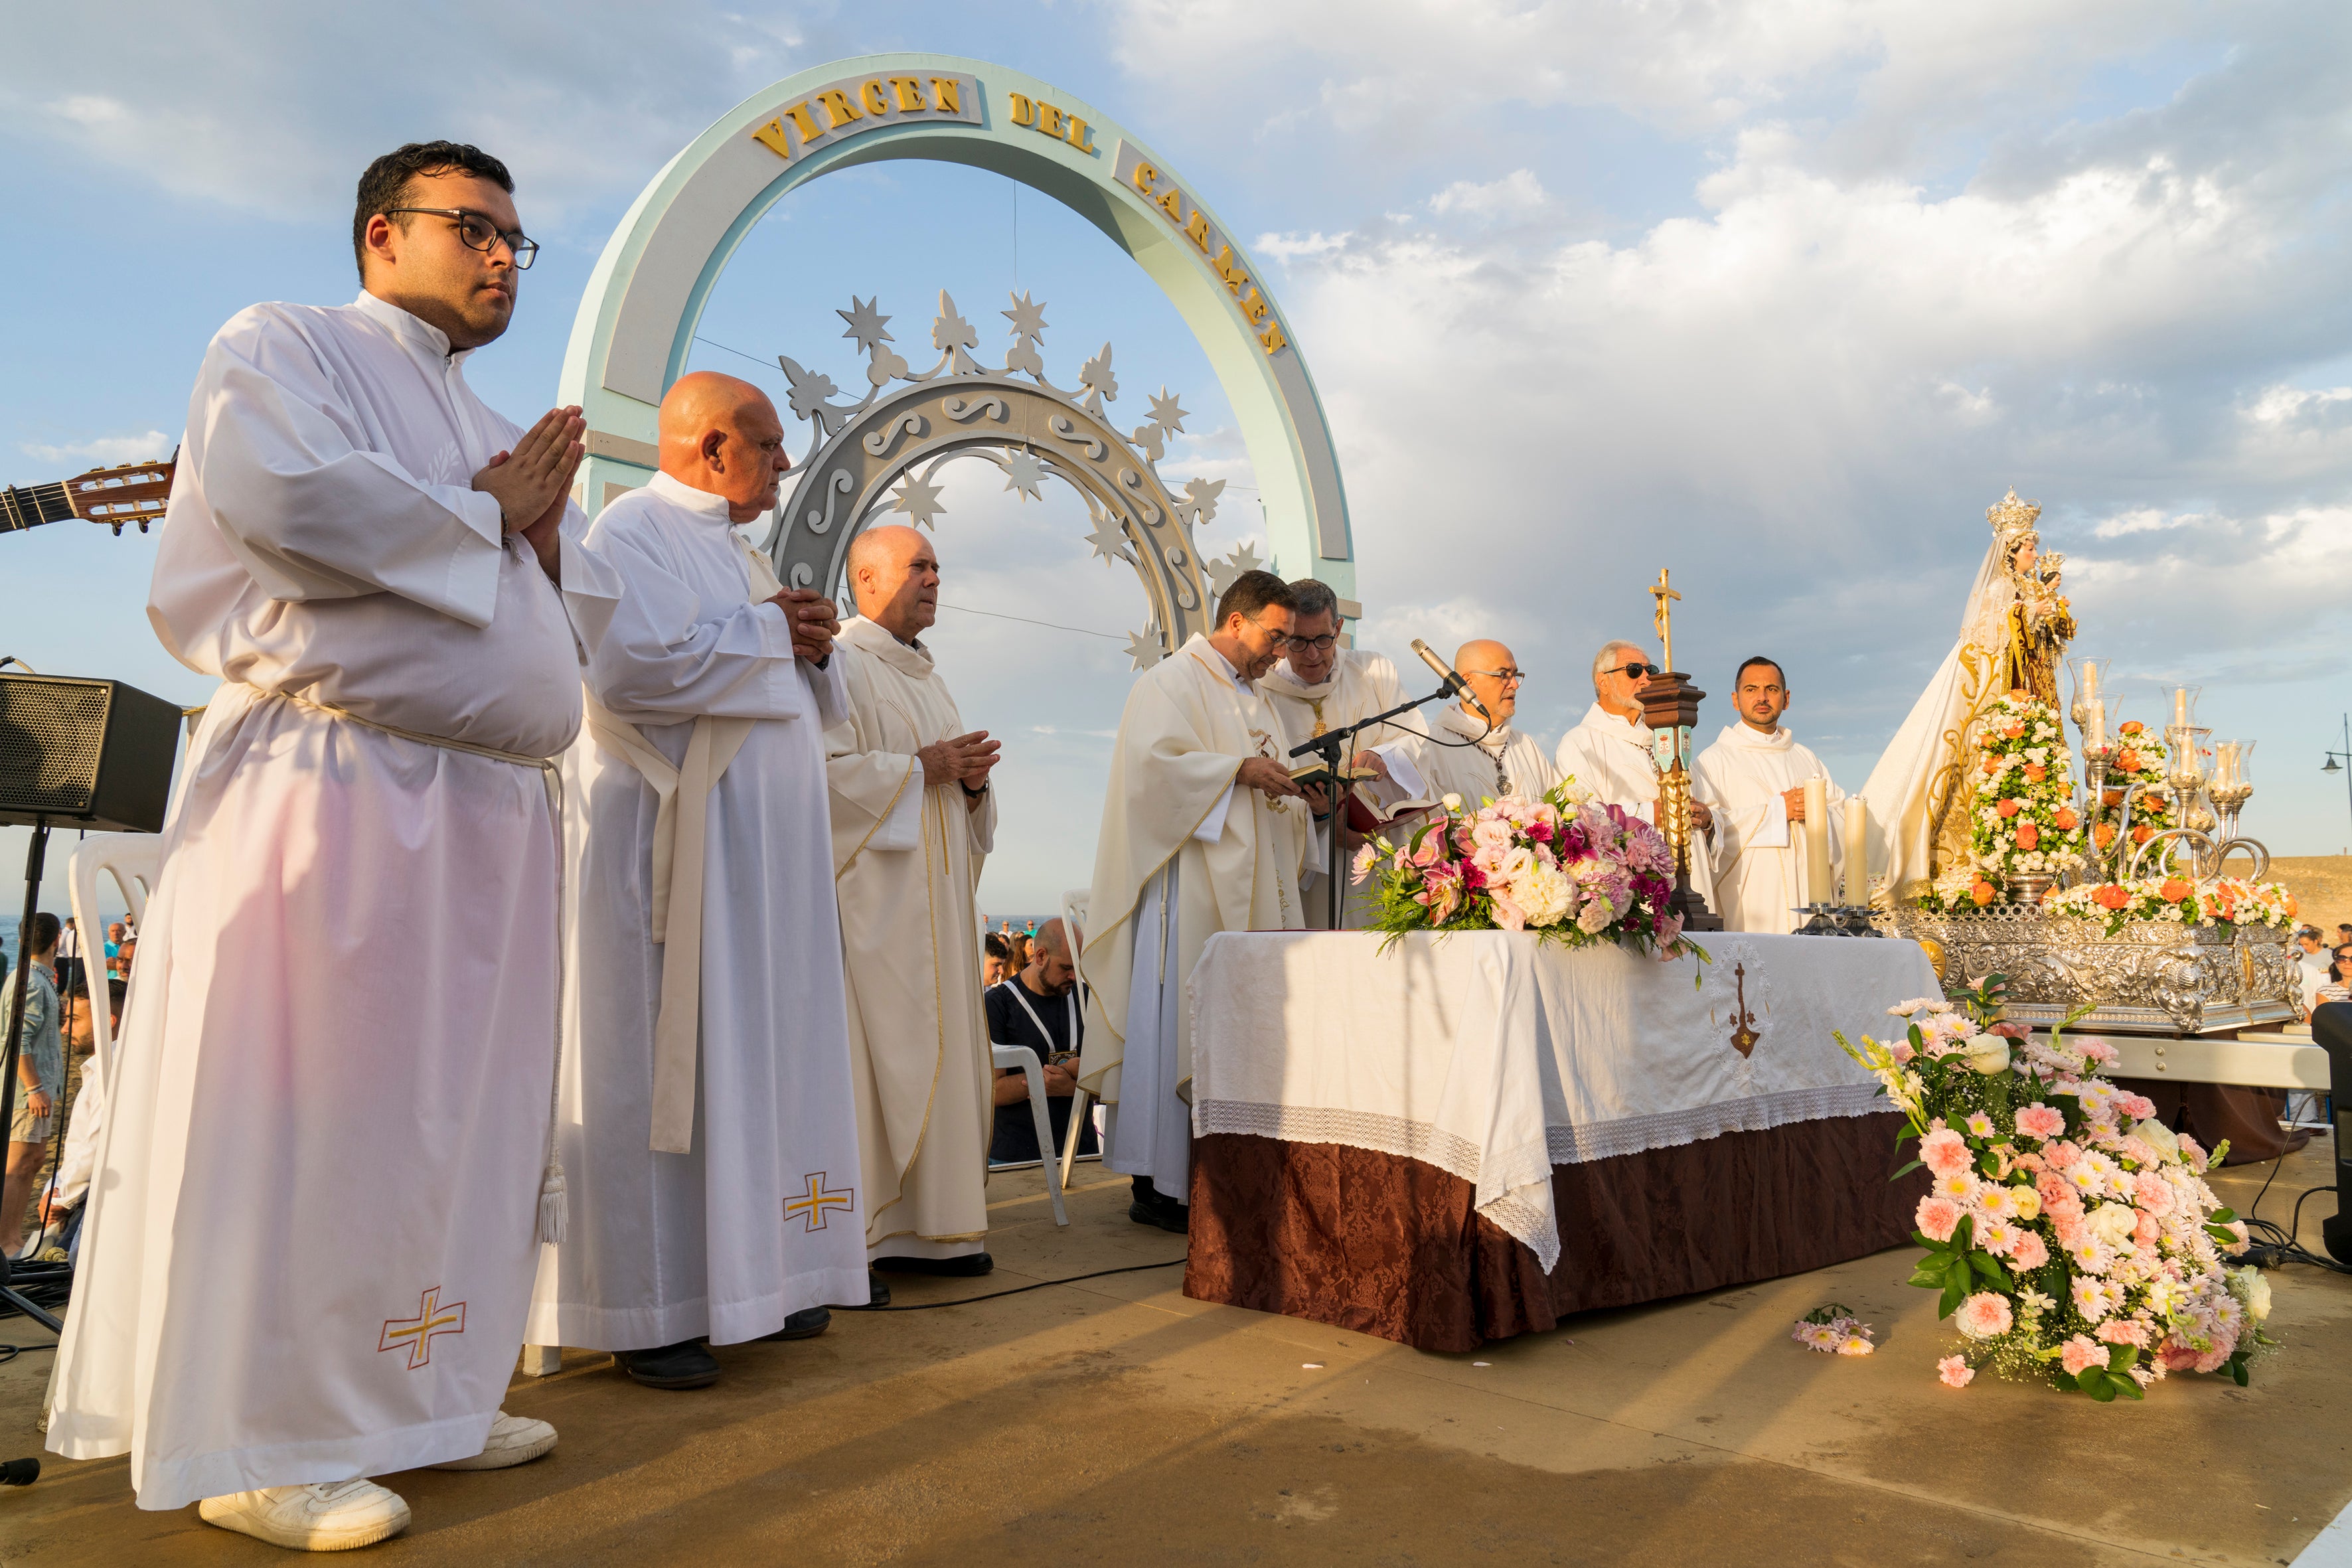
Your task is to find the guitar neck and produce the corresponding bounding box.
[0,482,74,534]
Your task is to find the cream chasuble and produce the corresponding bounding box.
[1261,647,1425,929]
[1691,724,1846,934]
[1555,701,1721,911]
[1076,637,1309,1200]
[824,615,996,1260]
[1386,701,1560,810]
[49,294,586,1508]
[527,470,866,1352]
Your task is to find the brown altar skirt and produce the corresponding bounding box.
[1184,1115,1928,1353]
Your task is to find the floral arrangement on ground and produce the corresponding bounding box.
[1352,784,1701,960]
[2041,875,2298,938]
[1836,977,2272,1399]
[1917,691,2085,911]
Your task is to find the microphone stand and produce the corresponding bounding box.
[1287,684,1478,930]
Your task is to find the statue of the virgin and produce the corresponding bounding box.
[1861,489,2076,900]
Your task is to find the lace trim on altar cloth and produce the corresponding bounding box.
[1192,1081,1890,1182]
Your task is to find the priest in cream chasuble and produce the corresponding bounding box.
[1076,572,1313,1220]
[1257,578,1425,929]
[825,526,1000,1271]
[1691,657,1846,934]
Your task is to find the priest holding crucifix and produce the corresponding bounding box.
[1076,570,1314,1231]
[826,524,1001,1279]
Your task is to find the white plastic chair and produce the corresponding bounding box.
[993,1038,1068,1227]
[1056,888,1095,1192]
[66,832,161,1085]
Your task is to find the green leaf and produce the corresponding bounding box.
[1889,1159,1924,1182]
[2209,1207,2236,1224]
[1969,1253,2013,1290]
[2084,1374,2118,1403]
[1938,1277,1966,1319]
[2230,1358,2250,1387]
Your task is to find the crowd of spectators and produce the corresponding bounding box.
[5,911,135,1259]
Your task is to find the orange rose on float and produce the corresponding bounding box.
[2159,878,2192,903]
[2015,822,2039,850]
[2131,824,2154,844]
[1972,880,1998,906]
[2117,749,2141,773]
[2118,720,2144,736]
[2003,722,2026,740]
[2094,884,2131,910]
[1982,756,1999,775]
[1996,798,2023,818]
[2102,789,2124,808]
[2054,807,2080,830]
[2094,823,2116,847]
[2023,763,2047,783]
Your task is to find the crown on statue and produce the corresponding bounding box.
[1986,487,2042,548]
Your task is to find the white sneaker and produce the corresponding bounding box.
[198,1480,410,1551]
[430,1409,558,1472]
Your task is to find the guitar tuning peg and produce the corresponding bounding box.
[110,520,125,537]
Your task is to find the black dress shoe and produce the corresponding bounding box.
[617,1340,721,1389]
[872,1251,995,1277]
[759,1306,830,1342]
[1129,1200,1189,1234]
[870,1269,890,1307]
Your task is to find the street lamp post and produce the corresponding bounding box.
[2324,712,2352,852]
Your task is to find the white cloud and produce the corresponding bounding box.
[2092,507,2191,539]
[19,430,177,468]
[1429,169,1547,220]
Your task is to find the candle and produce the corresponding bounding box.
[1804,775,1832,905]
[1842,796,1869,905]
[2173,686,2188,728]
[2086,696,2105,753]
[2082,663,2100,705]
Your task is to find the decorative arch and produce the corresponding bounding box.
[558,52,1356,621]
[761,289,1256,665]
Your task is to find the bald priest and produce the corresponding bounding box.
[1077,570,1314,1231]
[826,524,1002,1279]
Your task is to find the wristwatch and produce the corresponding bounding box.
[961,781,988,799]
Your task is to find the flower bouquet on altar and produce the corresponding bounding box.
[1351,784,1702,961]
[1837,979,2272,1400]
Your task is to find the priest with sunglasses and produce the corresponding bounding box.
[1555,639,1721,912]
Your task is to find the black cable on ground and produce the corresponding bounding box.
[0,1342,56,1366]
[842,1257,1185,1312]
[2238,1184,2349,1275]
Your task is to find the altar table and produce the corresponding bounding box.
[1181,931,1940,1351]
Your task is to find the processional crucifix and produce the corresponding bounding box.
[1636,567,1723,931]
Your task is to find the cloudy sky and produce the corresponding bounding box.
[5,1,2350,921]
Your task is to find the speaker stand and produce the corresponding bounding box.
[1,818,64,1334]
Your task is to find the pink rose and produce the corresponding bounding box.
[2059,1335,2106,1377]
[2007,1231,2050,1270]
[1915,1195,1962,1243]
[2158,1340,2202,1372]
[2096,1318,2150,1348]
[2035,1171,2071,1211]
[1937,1356,1976,1389]
[2045,1140,2082,1170]
[1489,887,1527,933]
[2193,1346,2233,1373]
[2116,1092,2156,1119]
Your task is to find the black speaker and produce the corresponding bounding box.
[0,673,181,833]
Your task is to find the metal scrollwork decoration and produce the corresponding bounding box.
[761,289,1266,669]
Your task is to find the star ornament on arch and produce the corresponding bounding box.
[1002,289,1049,342]
[1001,449,1049,502]
[838,295,894,354]
[1126,623,1166,671]
[890,470,947,529]
[1084,510,1133,565]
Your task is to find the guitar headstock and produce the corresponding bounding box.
[64,457,176,533]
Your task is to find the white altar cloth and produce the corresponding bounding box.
[1188,931,1938,1272]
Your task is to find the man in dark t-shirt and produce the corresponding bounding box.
[984,918,1099,1165]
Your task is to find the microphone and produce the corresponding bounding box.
[1411,639,1492,722]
